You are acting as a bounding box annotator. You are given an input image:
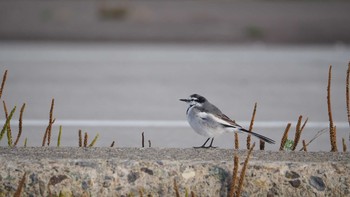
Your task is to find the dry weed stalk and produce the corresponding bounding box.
[88,133,99,147]
[235,133,239,150]
[84,132,88,147]
[342,138,347,152]
[279,123,291,151]
[330,126,337,152]
[191,191,196,197]
[347,62,350,141]
[2,101,12,144]
[173,179,180,197]
[228,154,239,197]
[327,65,338,152]
[260,140,265,151]
[299,128,328,151]
[302,140,307,152]
[110,141,115,147]
[47,99,55,146]
[14,172,26,197]
[14,103,25,146]
[78,129,82,147]
[139,189,143,197]
[0,105,16,143]
[0,70,8,99]
[42,119,55,147]
[247,102,257,150]
[142,132,145,147]
[24,138,27,147]
[292,116,308,151]
[236,143,255,197]
[57,125,62,147]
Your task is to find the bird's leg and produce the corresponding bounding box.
[208,138,217,148]
[194,138,211,148]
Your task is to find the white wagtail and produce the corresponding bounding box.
[180,94,275,148]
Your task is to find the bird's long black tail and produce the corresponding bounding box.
[240,128,275,144]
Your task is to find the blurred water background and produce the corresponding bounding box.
[0,0,350,151]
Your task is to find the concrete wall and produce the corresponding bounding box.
[0,148,349,196]
[0,0,350,43]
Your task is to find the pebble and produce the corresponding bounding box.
[309,176,325,191]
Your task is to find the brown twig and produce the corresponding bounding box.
[342,138,347,152]
[14,172,26,197]
[0,70,8,99]
[247,102,257,150]
[279,123,291,151]
[88,133,99,147]
[229,154,239,197]
[235,133,239,150]
[299,128,328,151]
[291,116,302,151]
[328,65,334,130]
[42,119,55,146]
[302,140,307,152]
[142,132,145,148]
[110,141,115,147]
[236,143,255,197]
[330,126,338,152]
[292,116,308,151]
[0,106,16,142]
[260,140,265,151]
[14,103,26,146]
[78,129,82,147]
[47,99,55,146]
[84,132,88,147]
[2,101,12,143]
[57,125,62,147]
[173,179,180,197]
[327,65,338,152]
[191,191,196,197]
[346,62,350,141]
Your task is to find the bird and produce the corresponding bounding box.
[180,94,275,148]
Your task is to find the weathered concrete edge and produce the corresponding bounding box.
[0,148,349,196]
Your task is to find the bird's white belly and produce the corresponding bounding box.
[187,111,226,137]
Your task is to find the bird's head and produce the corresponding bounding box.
[179,94,207,107]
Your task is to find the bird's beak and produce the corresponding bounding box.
[179,98,190,102]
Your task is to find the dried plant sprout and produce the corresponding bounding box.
[346,62,350,141]
[14,103,26,146]
[279,123,291,151]
[327,65,338,152]
[236,143,255,197]
[88,133,99,147]
[14,172,26,197]
[234,133,239,150]
[246,102,257,150]
[291,116,308,151]
[173,179,180,197]
[78,129,82,147]
[0,70,8,99]
[228,155,239,197]
[57,125,62,147]
[84,132,88,147]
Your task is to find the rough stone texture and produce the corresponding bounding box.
[0,148,349,196]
